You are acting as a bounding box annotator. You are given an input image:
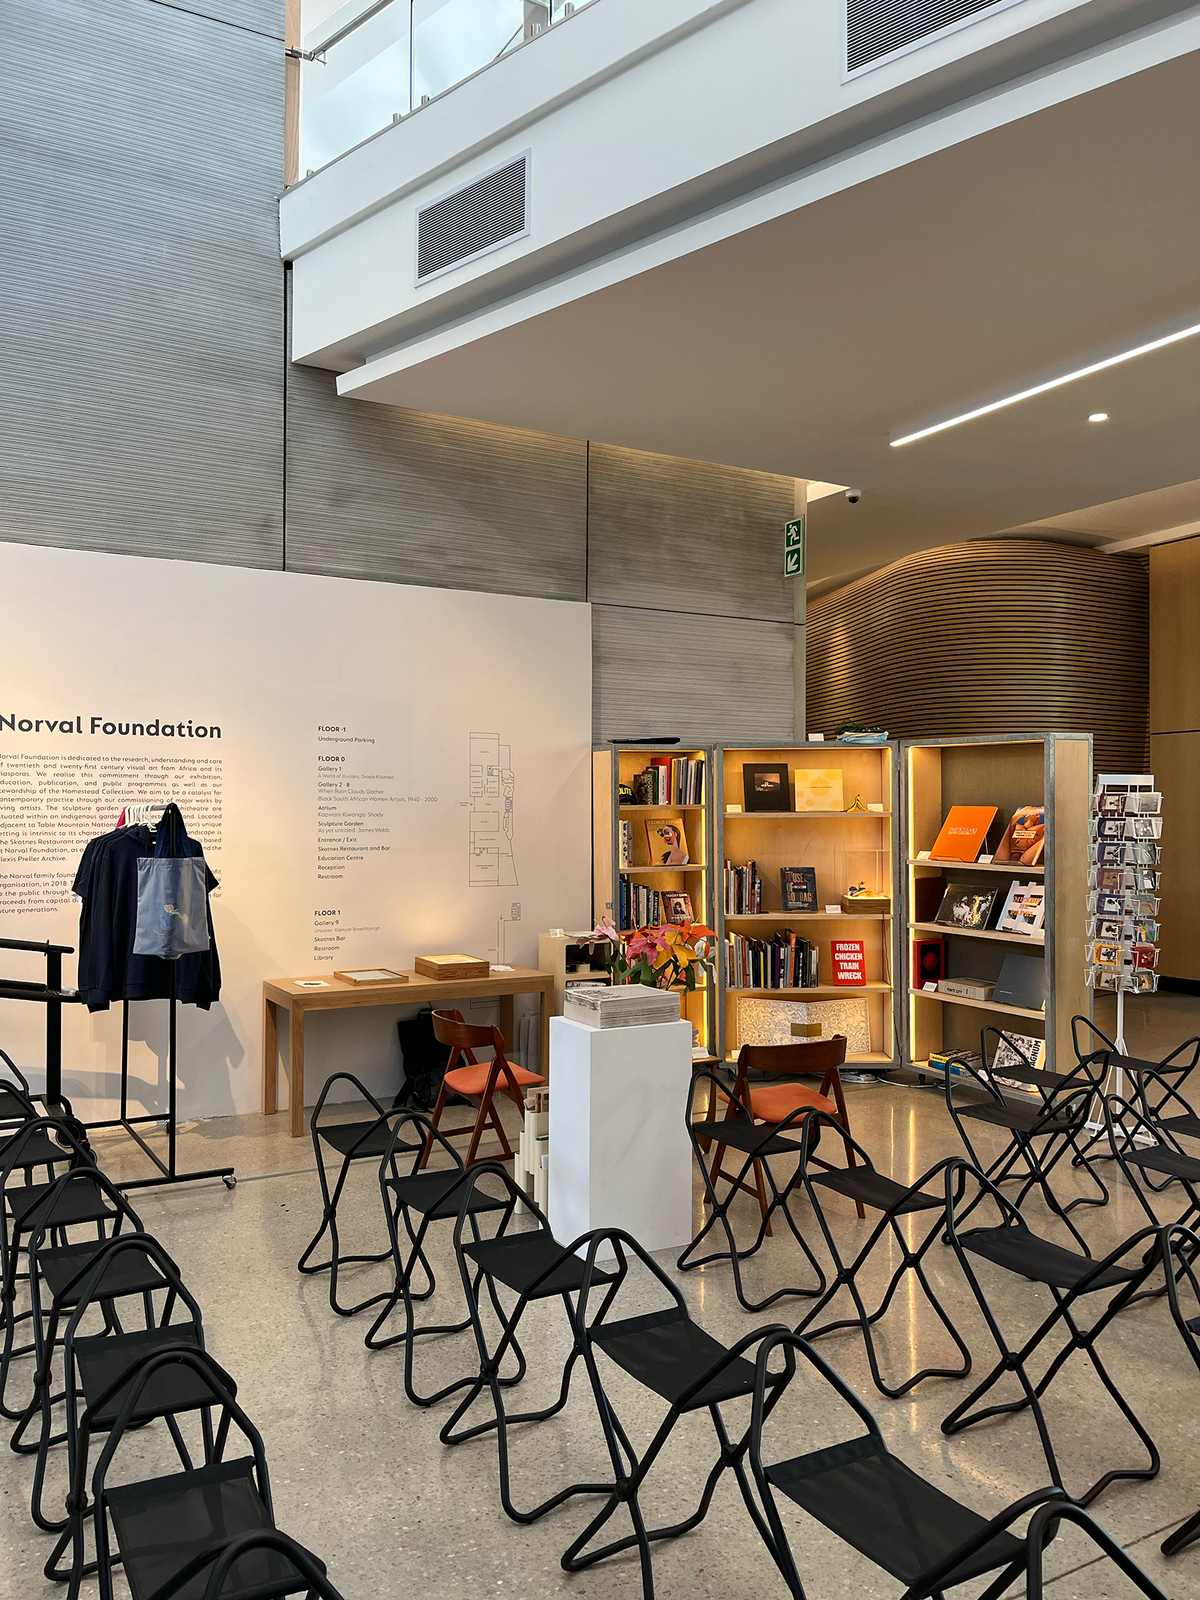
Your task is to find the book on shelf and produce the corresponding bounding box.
[619,820,633,869]
[644,814,690,865]
[723,930,818,989]
[780,866,818,913]
[929,805,997,861]
[629,757,705,807]
[993,805,1045,865]
[619,881,663,931]
[724,859,762,915]
[992,951,1045,1011]
[792,768,844,811]
[996,881,1045,936]
[934,882,999,930]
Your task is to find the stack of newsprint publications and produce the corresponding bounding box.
[563,984,681,1029]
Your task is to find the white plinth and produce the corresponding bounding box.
[548,1015,692,1259]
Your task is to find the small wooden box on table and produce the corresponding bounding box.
[262,966,554,1138]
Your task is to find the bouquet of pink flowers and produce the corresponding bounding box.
[585,917,716,992]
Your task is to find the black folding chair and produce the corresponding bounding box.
[944,1028,1106,1250]
[186,1530,346,1600]
[1073,1018,1200,1179]
[745,1329,1169,1600]
[42,1234,214,1594]
[677,1070,826,1312]
[439,1164,626,1526]
[555,1227,793,1599]
[12,1170,150,1501]
[1104,1089,1200,1233]
[86,1347,328,1600]
[364,1112,515,1411]
[941,1159,1161,1506]
[298,1072,414,1315]
[0,1116,107,1419]
[792,1112,971,1397]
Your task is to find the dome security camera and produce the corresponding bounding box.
[844,488,862,504]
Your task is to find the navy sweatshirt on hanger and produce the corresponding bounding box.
[73,810,221,1012]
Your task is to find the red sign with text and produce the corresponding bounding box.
[831,939,866,986]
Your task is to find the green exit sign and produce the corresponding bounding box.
[783,515,805,578]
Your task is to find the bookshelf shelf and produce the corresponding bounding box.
[907,987,1046,1023]
[909,920,1045,948]
[620,865,707,876]
[725,912,889,923]
[903,733,1090,1074]
[620,804,706,813]
[908,857,1045,876]
[729,983,892,998]
[725,811,893,821]
[715,743,900,1067]
[593,745,715,1057]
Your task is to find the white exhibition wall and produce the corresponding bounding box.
[0,542,592,1117]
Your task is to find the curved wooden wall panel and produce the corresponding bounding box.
[807,540,1149,770]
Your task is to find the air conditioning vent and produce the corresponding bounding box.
[846,0,1018,76]
[416,155,529,284]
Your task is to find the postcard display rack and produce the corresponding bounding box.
[903,733,1091,1081]
[592,746,715,1058]
[714,744,900,1069]
[1086,773,1162,1051]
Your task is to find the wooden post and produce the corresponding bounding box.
[262,995,278,1114]
[284,0,302,187]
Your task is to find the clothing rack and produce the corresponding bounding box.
[81,800,235,1192]
[0,935,82,1107]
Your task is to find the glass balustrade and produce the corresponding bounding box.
[298,0,593,177]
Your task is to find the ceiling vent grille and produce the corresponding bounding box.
[846,0,1016,75]
[416,155,529,284]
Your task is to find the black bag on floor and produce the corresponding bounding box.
[394,1006,457,1110]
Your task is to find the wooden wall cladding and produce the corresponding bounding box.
[1150,536,1200,982]
[806,540,1148,770]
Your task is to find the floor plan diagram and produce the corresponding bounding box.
[469,732,518,886]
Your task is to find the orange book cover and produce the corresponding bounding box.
[930,805,997,862]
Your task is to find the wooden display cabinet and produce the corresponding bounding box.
[902,733,1091,1077]
[592,745,715,1058]
[714,743,900,1067]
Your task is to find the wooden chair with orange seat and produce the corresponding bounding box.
[419,1010,545,1170]
[707,1038,862,1226]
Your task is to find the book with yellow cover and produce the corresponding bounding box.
[930,805,997,862]
[792,768,844,811]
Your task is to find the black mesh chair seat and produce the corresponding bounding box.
[106,1457,318,1600]
[957,1101,1073,1135]
[462,1230,617,1299]
[386,1168,509,1219]
[701,1114,802,1158]
[1124,1145,1200,1181]
[1159,1112,1200,1141]
[961,1226,1138,1292]
[75,1324,206,1428]
[37,1238,166,1305]
[765,1433,1025,1588]
[7,1177,114,1230]
[316,1119,413,1160]
[0,1087,33,1121]
[0,1129,75,1169]
[591,1306,777,1411]
[811,1166,941,1216]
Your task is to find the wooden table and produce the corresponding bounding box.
[263,966,554,1138]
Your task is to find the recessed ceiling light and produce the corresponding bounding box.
[1088,413,1109,423]
[890,313,1200,447]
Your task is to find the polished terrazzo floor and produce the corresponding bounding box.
[2,1019,1200,1598]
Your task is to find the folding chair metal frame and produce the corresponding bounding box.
[793,1112,972,1397]
[943,1028,1106,1252]
[678,1070,826,1312]
[743,1329,1170,1600]
[941,1159,1162,1507]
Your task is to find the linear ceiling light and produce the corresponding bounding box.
[890,314,1200,447]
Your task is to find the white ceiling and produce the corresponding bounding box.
[341,51,1200,583]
